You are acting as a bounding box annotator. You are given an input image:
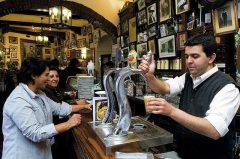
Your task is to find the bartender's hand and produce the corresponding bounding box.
[138,55,155,77]
[67,114,81,128]
[147,97,175,116]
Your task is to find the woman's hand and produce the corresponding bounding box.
[67,114,81,129]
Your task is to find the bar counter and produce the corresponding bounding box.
[72,111,143,159]
[71,109,173,159]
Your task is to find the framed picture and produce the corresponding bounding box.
[130,43,136,51]
[212,0,238,36]
[77,38,86,48]
[159,23,168,37]
[81,26,87,36]
[137,42,147,59]
[129,17,137,42]
[87,25,92,34]
[187,20,194,30]
[147,3,157,25]
[9,36,18,44]
[137,31,148,43]
[158,35,176,58]
[175,0,190,15]
[20,39,42,60]
[11,52,17,58]
[92,97,108,123]
[137,9,147,26]
[122,47,129,60]
[160,0,172,22]
[148,39,156,54]
[9,45,17,53]
[45,48,51,55]
[137,0,146,10]
[148,25,157,38]
[121,19,129,34]
[177,31,187,50]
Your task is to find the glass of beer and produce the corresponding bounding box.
[144,95,155,113]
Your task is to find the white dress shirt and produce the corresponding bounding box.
[166,66,240,137]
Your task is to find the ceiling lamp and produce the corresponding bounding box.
[49,1,72,28]
[36,17,49,46]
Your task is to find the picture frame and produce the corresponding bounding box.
[137,9,147,26]
[159,23,168,37]
[77,38,86,48]
[45,48,51,55]
[212,0,238,36]
[159,0,172,22]
[148,25,157,38]
[88,33,93,43]
[9,36,18,44]
[87,25,92,34]
[121,19,129,34]
[148,39,156,54]
[11,52,17,58]
[92,97,108,123]
[20,40,42,60]
[137,31,148,43]
[137,42,147,59]
[122,47,129,60]
[186,20,194,30]
[158,35,176,58]
[9,45,17,53]
[129,17,137,42]
[177,31,187,50]
[137,0,146,11]
[5,48,10,55]
[175,0,190,15]
[81,26,87,36]
[147,3,157,25]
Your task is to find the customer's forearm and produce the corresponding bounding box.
[55,122,71,133]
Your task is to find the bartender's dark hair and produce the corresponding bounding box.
[17,58,48,84]
[184,34,217,57]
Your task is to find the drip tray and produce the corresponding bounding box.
[88,116,173,155]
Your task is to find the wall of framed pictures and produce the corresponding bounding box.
[117,0,238,78]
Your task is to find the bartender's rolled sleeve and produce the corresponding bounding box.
[205,114,229,136]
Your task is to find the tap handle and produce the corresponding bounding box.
[145,50,152,64]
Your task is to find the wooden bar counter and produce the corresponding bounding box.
[72,112,143,159]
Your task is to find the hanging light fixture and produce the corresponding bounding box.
[49,0,72,28]
[36,17,49,46]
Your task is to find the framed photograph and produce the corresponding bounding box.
[137,9,147,26]
[9,36,18,44]
[137,31,148,43]
[129,17,137,42]
[160,0,172,22]
[212,0,238,36]
[148,39,156,54]
[177,31,187,50]
[45,48,51,55]
[11,52,17,58]
[137,0,146,10]
[175,0,190,15]
[159,23,168,37]
[9,45,17,53]
[122,47,129,60]
[130,43,136,51]
[187,20,194,30]
[158,35,176,58]
[137,42,147,59]
[81,26,87,36]
[148,25,157,37]
[20,40,42,60]
[77,38,86,48]
[147,3,157,25]
[121,19,129,34]
[92,97,108,123]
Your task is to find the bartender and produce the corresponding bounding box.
[139,34,240,159]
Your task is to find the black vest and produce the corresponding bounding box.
[176,71,236,159]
